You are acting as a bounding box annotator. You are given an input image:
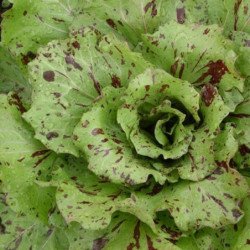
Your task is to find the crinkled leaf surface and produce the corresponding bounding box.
[47,156,164,231]
[214,123,238,164]
[227,79,250,172]
[176,88,232,181]
[69,0,174,46]
[52,156,127,230]
[0,93,56,170]
[117,68,200,160]
[0,194,69,250]
[176,128,216,181]
[0,46,31,106]
[140,22,244,111]
[23,30,151,156]
[161,0,250,37]
[1,0,94,64]
[74,86,166,185]
[1,0,250,249]
[191,195,250,250]
[0,94,56,221]
[0,165,55,223]
[156,168,248,232]
[66,212,180,250]
[236,46,250,77]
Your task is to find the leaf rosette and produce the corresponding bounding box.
[0,1,250,249]
[73,67,236,185]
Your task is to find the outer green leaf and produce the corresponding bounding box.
[0,165,55,223]
[140,22,244,111]
[45,156,166,231]
[49,157,127,230]
[1,0,93,65]
[214,123,238,163]
[0,194,69,250]
[0,94,56,221]
[73,87,166,186]
[0,46,31,106]
[158,0,249,79]
[0,94,56,172]
[156,168,249,232]
[66,212,180,250]
[23,30,151,156]
[70,0,174,46]
[192,195,250,250]
[160,0,250,36]
[227,79,250,172]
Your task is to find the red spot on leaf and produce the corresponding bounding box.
[21,51,36,65]
[82,120,89,128]
[65,55,83,70]
[232,208,242,219]
[179,63,185,79]
[92,128,104,136]
[146,235,157,250]
[93,237,108,250]
[239,144,250,156]
[43,71,55,82]
[111,75,121,88]
[194,60,229,84]
[9,93,27,113]
[201,84,217,106]
[72,41,80,49]
[106,19,117,29]
[31,149,50,157]
[88,71,102,95]
[203,28,210,34]
[234,0,243,31]
[127,221,141,250]
[46,131,59,140]
[147,184,163,196]
[34,153,51,168]
[144,0,157,17]
[88,144,94,150]
[170,60,179,76]
[176,8,185,24]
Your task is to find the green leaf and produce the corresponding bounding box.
[0,94,56,221]
[1,0,93,65]
[52,157,126,230]
[73,87,166,186]
[66,212,180,250]
[200,84,230,132]
[160,0,250,37]
[156,168,249,232]
[192,195,250,250]
[174,88,234,181]
[0,166,55,223]
[69,0,173,46]
[23,29,151,156]
[0,94,56,172]
[0,194,69,250]
[0,46,31,106]
[236,47,250,78]
[176,128,216,181]
[227,79,250,172]
[214,123,238,163]
[117,68,200,160]
[140,22,244,111]
[47,156,165,231]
